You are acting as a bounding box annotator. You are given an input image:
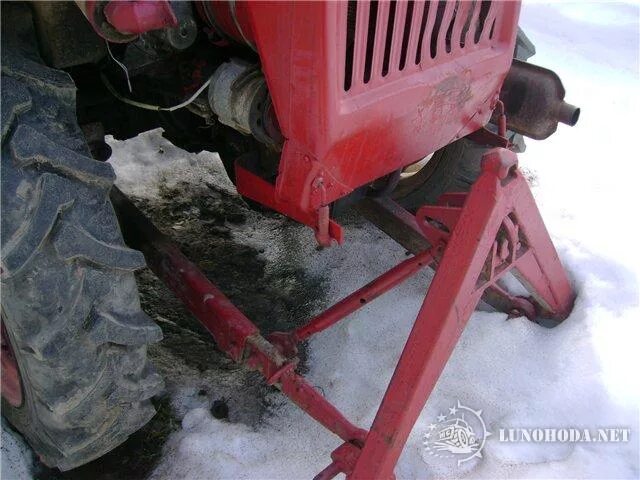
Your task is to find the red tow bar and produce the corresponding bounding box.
[112,146,574,479]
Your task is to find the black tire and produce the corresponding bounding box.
[392,132,527,211]
[1,4,163,471]
[391,138,488,210]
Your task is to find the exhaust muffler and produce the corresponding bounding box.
[498,59,580,140]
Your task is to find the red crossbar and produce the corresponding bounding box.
[115,146,574,480]
[295,249,435,341]
[267,248,436,358]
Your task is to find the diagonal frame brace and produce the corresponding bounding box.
[348,148,574,479]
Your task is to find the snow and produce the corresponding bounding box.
[1,420,34,480]
[105,132,236,199]
[2,2,639,479]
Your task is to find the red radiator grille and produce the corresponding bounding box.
[343,0,505,92]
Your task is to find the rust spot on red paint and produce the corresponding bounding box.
[414,70,473,132]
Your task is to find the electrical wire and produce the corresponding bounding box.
[100,72,212,112]
[105,41,133,93]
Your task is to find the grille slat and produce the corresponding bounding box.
[342,0,503,92]
[353,1,371,86]
[389,0,408,74]
[473,0,492,44]
[478,1,499,44]
[466,0,482,49]
[406,1,426,67]
[458,0,478,50]
[451,0,472,53]
[363,1,380,83]
[430,1,447,59]
[399,0,416,71]
[420,1,438,65]
[343,1,357,91]
[381,0,398,77]
[370,0,390,84]
[437,1,457,57]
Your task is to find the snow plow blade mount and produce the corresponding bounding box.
[112,146,575,480]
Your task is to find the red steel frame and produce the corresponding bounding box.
[231,1,521,245]
[118,146,574,479]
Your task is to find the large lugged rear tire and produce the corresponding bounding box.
[1,4,163,471]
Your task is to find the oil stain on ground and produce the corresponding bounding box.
[35,178,327,480]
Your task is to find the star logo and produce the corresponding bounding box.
[422,400,491,467]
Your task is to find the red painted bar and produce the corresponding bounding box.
[294,249,435,342]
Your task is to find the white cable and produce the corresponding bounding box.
[162,77,213,111]
[100,73,212,112]
[105,41,132,93]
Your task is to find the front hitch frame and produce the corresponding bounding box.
[112,145,574,479]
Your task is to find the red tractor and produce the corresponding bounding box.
[1,1,578,476]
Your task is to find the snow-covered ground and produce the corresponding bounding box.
[2,2,638,479]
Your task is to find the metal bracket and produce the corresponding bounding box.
[235,163,343,247]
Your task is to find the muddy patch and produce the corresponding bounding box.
[36,176,327,480]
